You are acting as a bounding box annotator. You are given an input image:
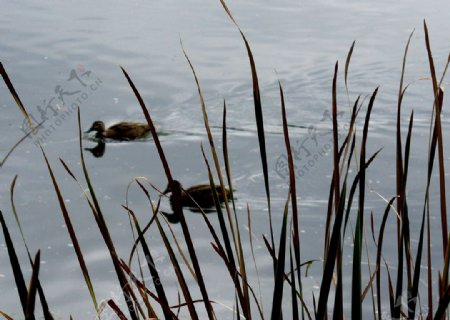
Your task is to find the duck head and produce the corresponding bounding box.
[86,121,106,138]
[163,180,183,195]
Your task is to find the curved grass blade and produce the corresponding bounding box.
[121,66,214,320]
[375,197,397,319]
[344,41,355,93]
[199,145,251,318]
[0,62,32,128]
[10,176,54,320]
[0,121,44,168]
[181,44,239,267]
[219,0,274,252]
[76,109,139,319]
[220,101,252,317]
[124,206,172,320]
[107,300,128,320]
[40,147,98,311]
[119,260,179,318]
[154,216,199,320]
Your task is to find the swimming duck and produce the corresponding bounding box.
[86,121,150,140]
[163,180,232,210]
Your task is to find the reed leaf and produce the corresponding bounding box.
[124,206,172,320]
[10,176,54,320]
[424,20,448,263]
[181,44,239,269]
[199,145,251,318]
[0,62,32,128]
[316,180,347,319]
[40,147,98,311]
[279,80,304,311]
[0,310,14,320]
[271,194,290,319]
[219,0,274,252]
[344,41,355,91]
[352,87,378,319]
[76,109,139,319]
[0,210,28,316]
[25,251,40,320]
[375,197,397,319]
[121,66,215,318]
[154,215,199,320]
[433,285,450,320]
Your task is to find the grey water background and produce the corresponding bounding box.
[0,0,449,318]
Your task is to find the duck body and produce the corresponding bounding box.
[87,121,150,141]
[164,180,232,210]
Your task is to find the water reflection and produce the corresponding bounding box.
[161,208,217,224]
[84,141,105,157]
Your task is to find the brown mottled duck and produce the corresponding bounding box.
[163,180,232,211]
[86,121,150,140]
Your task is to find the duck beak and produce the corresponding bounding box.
[162,185,170,195]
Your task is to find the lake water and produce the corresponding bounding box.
[0,0,449,318]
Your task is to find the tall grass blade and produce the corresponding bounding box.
[246,205,265,315]
[124,207,172,320]
[352,87,378,319]
[433,285,450,320]
[271,195,290,320]
[316,181,347,319]
[344,41,355,91]
[121,66,214,319]
[25,251,40,320]
[395,34,414,312]
[219,0,274,252]
[0,62,33,128]
[199,145,251,318]
[10,176,54,320]
[424,20,448,259]
[181,44,239,266]
[119,259,178,318]
[222,101,237,214]
[219,101,252,317]
[76,109,138,319]
[40,147,98,311]
[279,80,303,309]
[154,216,199,320]
[289,246,299,320]
[0,210,28,315]
[375,197,397,319]
[332,62,340,214]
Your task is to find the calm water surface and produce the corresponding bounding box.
[0,0,449,318]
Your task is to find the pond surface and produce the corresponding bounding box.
[0,0,449,318]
